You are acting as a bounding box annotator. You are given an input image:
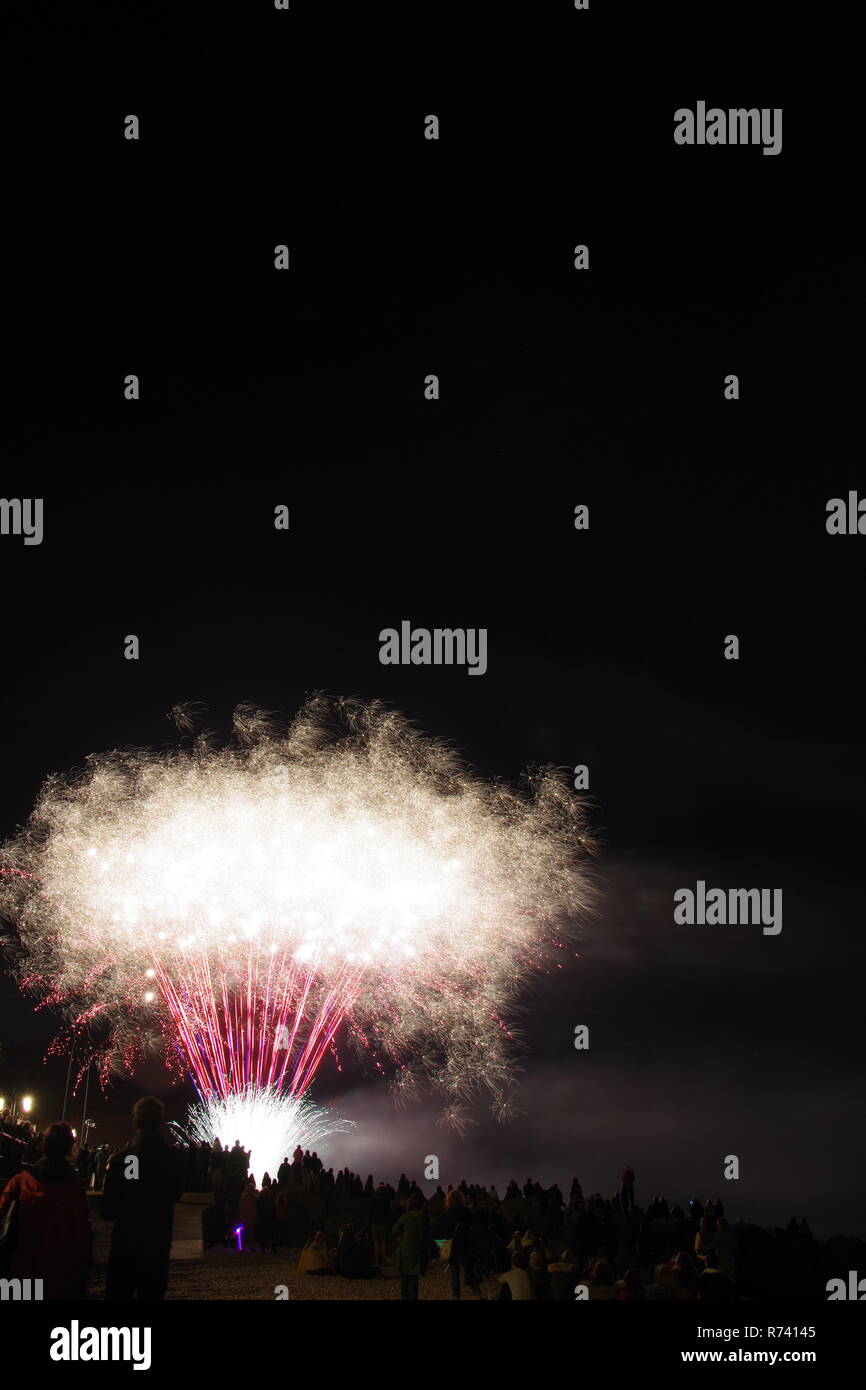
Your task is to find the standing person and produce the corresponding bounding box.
[76,1143,91,1185]
[369,1182,391,1269]
[94,1144,109,1191]
[256,1181,277,1252]
[620,1164,635,1213]
[229,1140,244,1183]
[100,1096,186,1300]
[224,1188,240,1247]
[714,1217,738,1285]
[694,1214,718,1269]
[443,1188,480,1299]
[0,1121,91,1299]
[393,1193,429,1301]
[275,1187,289,1248]
[239,1178,258,1250]
[529,1250,552,1300]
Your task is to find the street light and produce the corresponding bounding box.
[0,1092,36,1123]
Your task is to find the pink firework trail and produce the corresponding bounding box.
[152,948,364,1101]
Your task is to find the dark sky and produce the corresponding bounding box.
[2,15,863,1237]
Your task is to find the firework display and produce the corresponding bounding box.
[178,1086,355,1181]
[0,697,595,1169]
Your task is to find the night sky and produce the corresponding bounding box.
[2,10,863,1238]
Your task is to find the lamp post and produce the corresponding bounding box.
[79,1065,91,1144]
[61,1042,76,1122]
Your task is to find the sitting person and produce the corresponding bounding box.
[645,1262,678,1300]
[667,1252,700,1300]
[338,1227,379,1279]
[586,1258,616,1300]
[616,1268,645,1300]
[498,1249,535,1300]
[529,1250,551,1300]
[506,1229,523,1254]
[547,1247,578,1302]
[298,1230,331,1273]
[698,1254,735,1301]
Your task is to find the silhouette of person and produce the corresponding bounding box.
[100,1096,186,1300]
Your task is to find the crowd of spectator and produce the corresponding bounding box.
[197,1153,833,1301]
[1,1111,858,1302]
[1,1110,118,1192]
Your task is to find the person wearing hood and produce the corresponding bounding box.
[0,1120,92,1298]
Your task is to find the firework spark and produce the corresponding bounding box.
[176,1086,354,1182]
[0,696,596,1132]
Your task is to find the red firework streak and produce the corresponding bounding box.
[150,945,367,1102]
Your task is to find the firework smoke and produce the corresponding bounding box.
[0,696,596,1130]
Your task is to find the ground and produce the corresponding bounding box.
[89,1250,497,1300]
[86,1192,499,1300]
